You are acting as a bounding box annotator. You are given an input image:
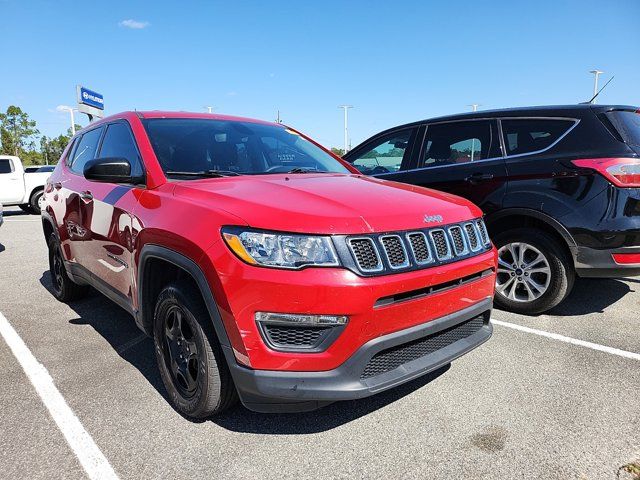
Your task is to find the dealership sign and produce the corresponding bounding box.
[76,85,105,119]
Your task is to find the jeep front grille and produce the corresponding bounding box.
[347,238,382,272]
[345,218,491,276]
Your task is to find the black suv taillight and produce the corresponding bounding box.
[572,157,640,187]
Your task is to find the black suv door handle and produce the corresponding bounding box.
[465,173,494,184]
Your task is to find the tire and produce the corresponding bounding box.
[153,282,237,419]
[493,228,575,315]
[29,189,44,215]
[47,234,89,302]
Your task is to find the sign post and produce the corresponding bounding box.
[76,85,104,120]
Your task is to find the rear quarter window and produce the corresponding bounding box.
[0,159,14,173]
[501,119,576,156]
[605,110,640,146]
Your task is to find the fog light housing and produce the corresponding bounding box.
[255,312,348,325]
[255,312,348,352]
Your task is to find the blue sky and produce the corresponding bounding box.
[1,0,639,149]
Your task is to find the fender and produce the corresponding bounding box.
[137,244,231,349]
[486,208,578,254]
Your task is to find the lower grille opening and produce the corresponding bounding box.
[262,324,333,349]
[374,268,494,308]
[360,312,488,379]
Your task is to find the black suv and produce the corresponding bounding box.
[344,105,640,314]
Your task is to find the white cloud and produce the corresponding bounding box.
[227,91,237,97]
[119,19,150,29]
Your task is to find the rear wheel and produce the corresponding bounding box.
[29,189,44,215]
[47,234,89,302]
[493,228,574,315]
[153,282,237,419]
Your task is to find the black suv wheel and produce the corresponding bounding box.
[47,234,89,302]
[493,228,575,315]
[153,282,237,419]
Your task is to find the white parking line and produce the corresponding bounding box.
[0,312,119,480]
[492,318,640,361]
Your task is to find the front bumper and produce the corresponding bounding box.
[575,246,640,277]
[226,298,493,413]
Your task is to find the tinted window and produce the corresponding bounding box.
[99,123,144,177]
[501,119,575,156]
[419,121,493,168]
[349,129,415,175]
[143,119,349,177]
[70,127,104,174]
[0,159,13,174]
[606,111,640,146]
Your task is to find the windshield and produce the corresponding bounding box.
[142,118,350,177]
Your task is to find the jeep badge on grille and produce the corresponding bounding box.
[424,214,443,224]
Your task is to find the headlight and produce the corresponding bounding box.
[222,228,340,269]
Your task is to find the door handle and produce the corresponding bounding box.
[80,191,94,203]
[465,173,494,184]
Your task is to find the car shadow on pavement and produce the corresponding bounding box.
[546,277,632,316]
[0,243,5,253]
[3,209,31,217]
[39,272,450,434]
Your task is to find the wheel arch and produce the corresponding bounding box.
[137,245,231,350]
[485,208,577,264]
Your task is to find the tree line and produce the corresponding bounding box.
[0,105,79,165]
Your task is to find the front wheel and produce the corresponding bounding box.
[153,283,237,419]
[493,228,574,315]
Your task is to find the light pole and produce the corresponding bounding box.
[57,105,77,135]
[338,105,353,153]
[589,70,604,103]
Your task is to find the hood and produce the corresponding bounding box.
[173,173,482,234]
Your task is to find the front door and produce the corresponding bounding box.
[76,121,144,303]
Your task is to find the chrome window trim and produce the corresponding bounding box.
[429,229,453,261]
[447,226,469,256]
[498,117,580,159]
[374,116,580,176]
[347,237,384,273]
[463,222,483,252]
[379,234,410,269]
[405,231,434,265]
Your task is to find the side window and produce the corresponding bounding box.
[501,119,575,156]
[350,129,415,175]
[98,123,144,177]
[64,137,78,167]
[0,159,14,174]
[419,121,493,168]
[70,127,104,174]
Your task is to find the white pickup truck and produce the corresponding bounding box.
[0,155,51,214]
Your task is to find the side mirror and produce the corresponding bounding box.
[83,157,145,185]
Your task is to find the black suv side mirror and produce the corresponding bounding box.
[83,157,145,185]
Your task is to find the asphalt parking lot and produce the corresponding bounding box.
[0,207,638,480]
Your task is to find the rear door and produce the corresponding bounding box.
[500,117,581,215]
[0,158,24,203]
[408,119,507,214]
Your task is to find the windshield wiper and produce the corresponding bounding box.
[165,169,242,178]
[286,167,321,174]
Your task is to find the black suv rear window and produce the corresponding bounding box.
[605,110,640,146]
[501,119,576,156]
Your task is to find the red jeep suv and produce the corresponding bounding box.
[42,111,496,418]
